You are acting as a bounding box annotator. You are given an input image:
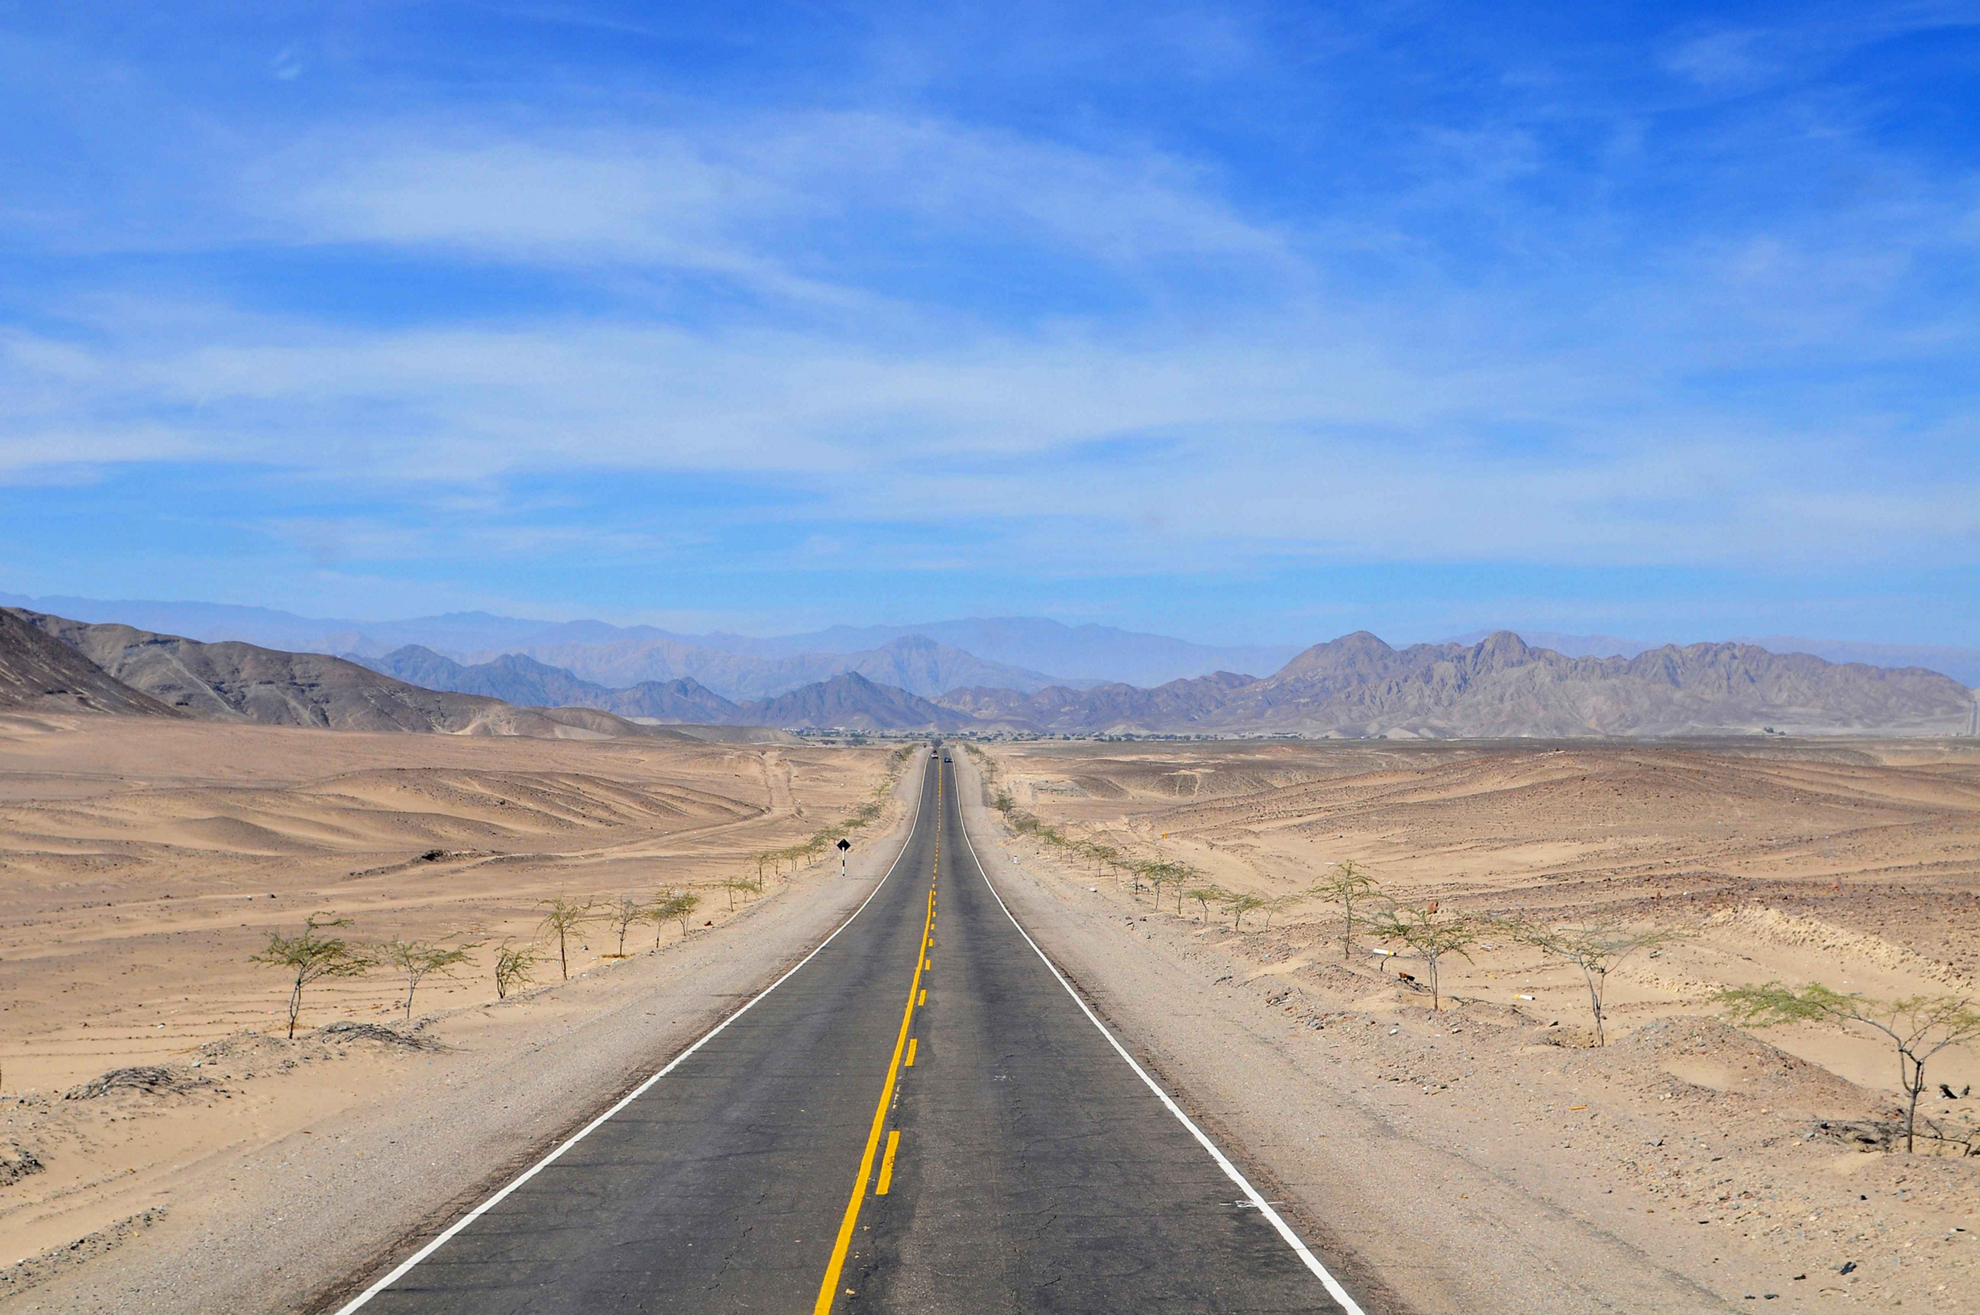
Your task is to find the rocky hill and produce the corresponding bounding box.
[350,646,742,723]
[0,608,182,717]
[935,631,1977,737]
[8,611,672,738]
[734,672,975,731]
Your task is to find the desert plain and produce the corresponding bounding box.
[962,736,1980,1311]
[1,716,1977,1313]
[0,712,905,1308]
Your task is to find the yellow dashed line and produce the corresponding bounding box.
[810,763,941,1314]
[875,1130,901,1196]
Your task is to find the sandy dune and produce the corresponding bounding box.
[968,738,1979,1310]
[0,712,899,1284]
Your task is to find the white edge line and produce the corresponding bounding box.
[331,763,933,1314]
[950,764,1371,1315]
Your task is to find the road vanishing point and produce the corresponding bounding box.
[331,754,1364,1314]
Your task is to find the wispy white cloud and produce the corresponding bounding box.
[2,1,1977,638]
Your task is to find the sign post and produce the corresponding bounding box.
[836,836,851,877]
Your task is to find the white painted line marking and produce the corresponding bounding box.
[331,767,934,1314]
[951,769,1370,1315]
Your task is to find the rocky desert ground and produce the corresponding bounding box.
[961,737,1980,1312]
[0,712,905,1307]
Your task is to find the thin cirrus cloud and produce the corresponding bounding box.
[259,112,1301,308]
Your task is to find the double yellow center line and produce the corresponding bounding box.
[810,761,940,1312]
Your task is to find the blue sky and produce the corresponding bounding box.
[2,1,1977,646]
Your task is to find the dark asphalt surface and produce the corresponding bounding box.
[341,754,1352,1314]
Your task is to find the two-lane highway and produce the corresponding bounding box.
[332,753,1363,1314]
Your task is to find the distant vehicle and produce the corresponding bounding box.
[942,755,951,763]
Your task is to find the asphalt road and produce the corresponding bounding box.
[335,754,1359,1314]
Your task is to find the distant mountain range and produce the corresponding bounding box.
[1,610,705,740]
[9,592,1978,694]
[348,646,744,722]
[944,631,1976,737]
[0,594,1291,692]
[480,633,1069,700]
[1447,629,1980,687]
[4,605,1972,740]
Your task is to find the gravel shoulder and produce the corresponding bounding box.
[4,763,924,1315]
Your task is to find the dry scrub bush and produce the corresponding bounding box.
[1368,905,1479,1010]
[1223,891,1268,930]
[536,897,598,981]
[1185,885,1229,924]
[378,936,479,1023]
[493,941,538,1000]
[647,891,701,943]
[1512,921,1687,1047]
[250,913,374,1039]
[1306,861,1383,961]
[607,896,645,956]
[1719,984,1980,1153]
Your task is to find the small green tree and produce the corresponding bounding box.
[1224,891,1268,930]
[1184,884,1228,924]
[493,940,538,1000]
[1307,861,1383,960]
[1169,864,1202,915]
[1262,892,1303,930]
[1134,860,1191,911]
[250,913,374,1038]
[607,895,645,956]
[655,891,702,940]
[1718,984,1980,1152]
[536,897,598,981]
[1367,905,1478,1010]
[378,936,479,1023]
[1512,921,1686,1046]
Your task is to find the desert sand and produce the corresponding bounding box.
[957,738,1980,1312]
[7,719,1976,1313]
[0,712,905,1303]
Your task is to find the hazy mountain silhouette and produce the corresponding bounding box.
[353,646,741,722]
[938,631,1976,737]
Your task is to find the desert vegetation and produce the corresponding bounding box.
[249,914,374,1040]
[1719,983,1980,1153]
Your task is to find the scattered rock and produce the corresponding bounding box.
[63,1066,186,1100]
[0,1206,168,1297]
[1808,1119,1900,1151]
[314,1021,444,1050]
[0,1144,44,1185]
